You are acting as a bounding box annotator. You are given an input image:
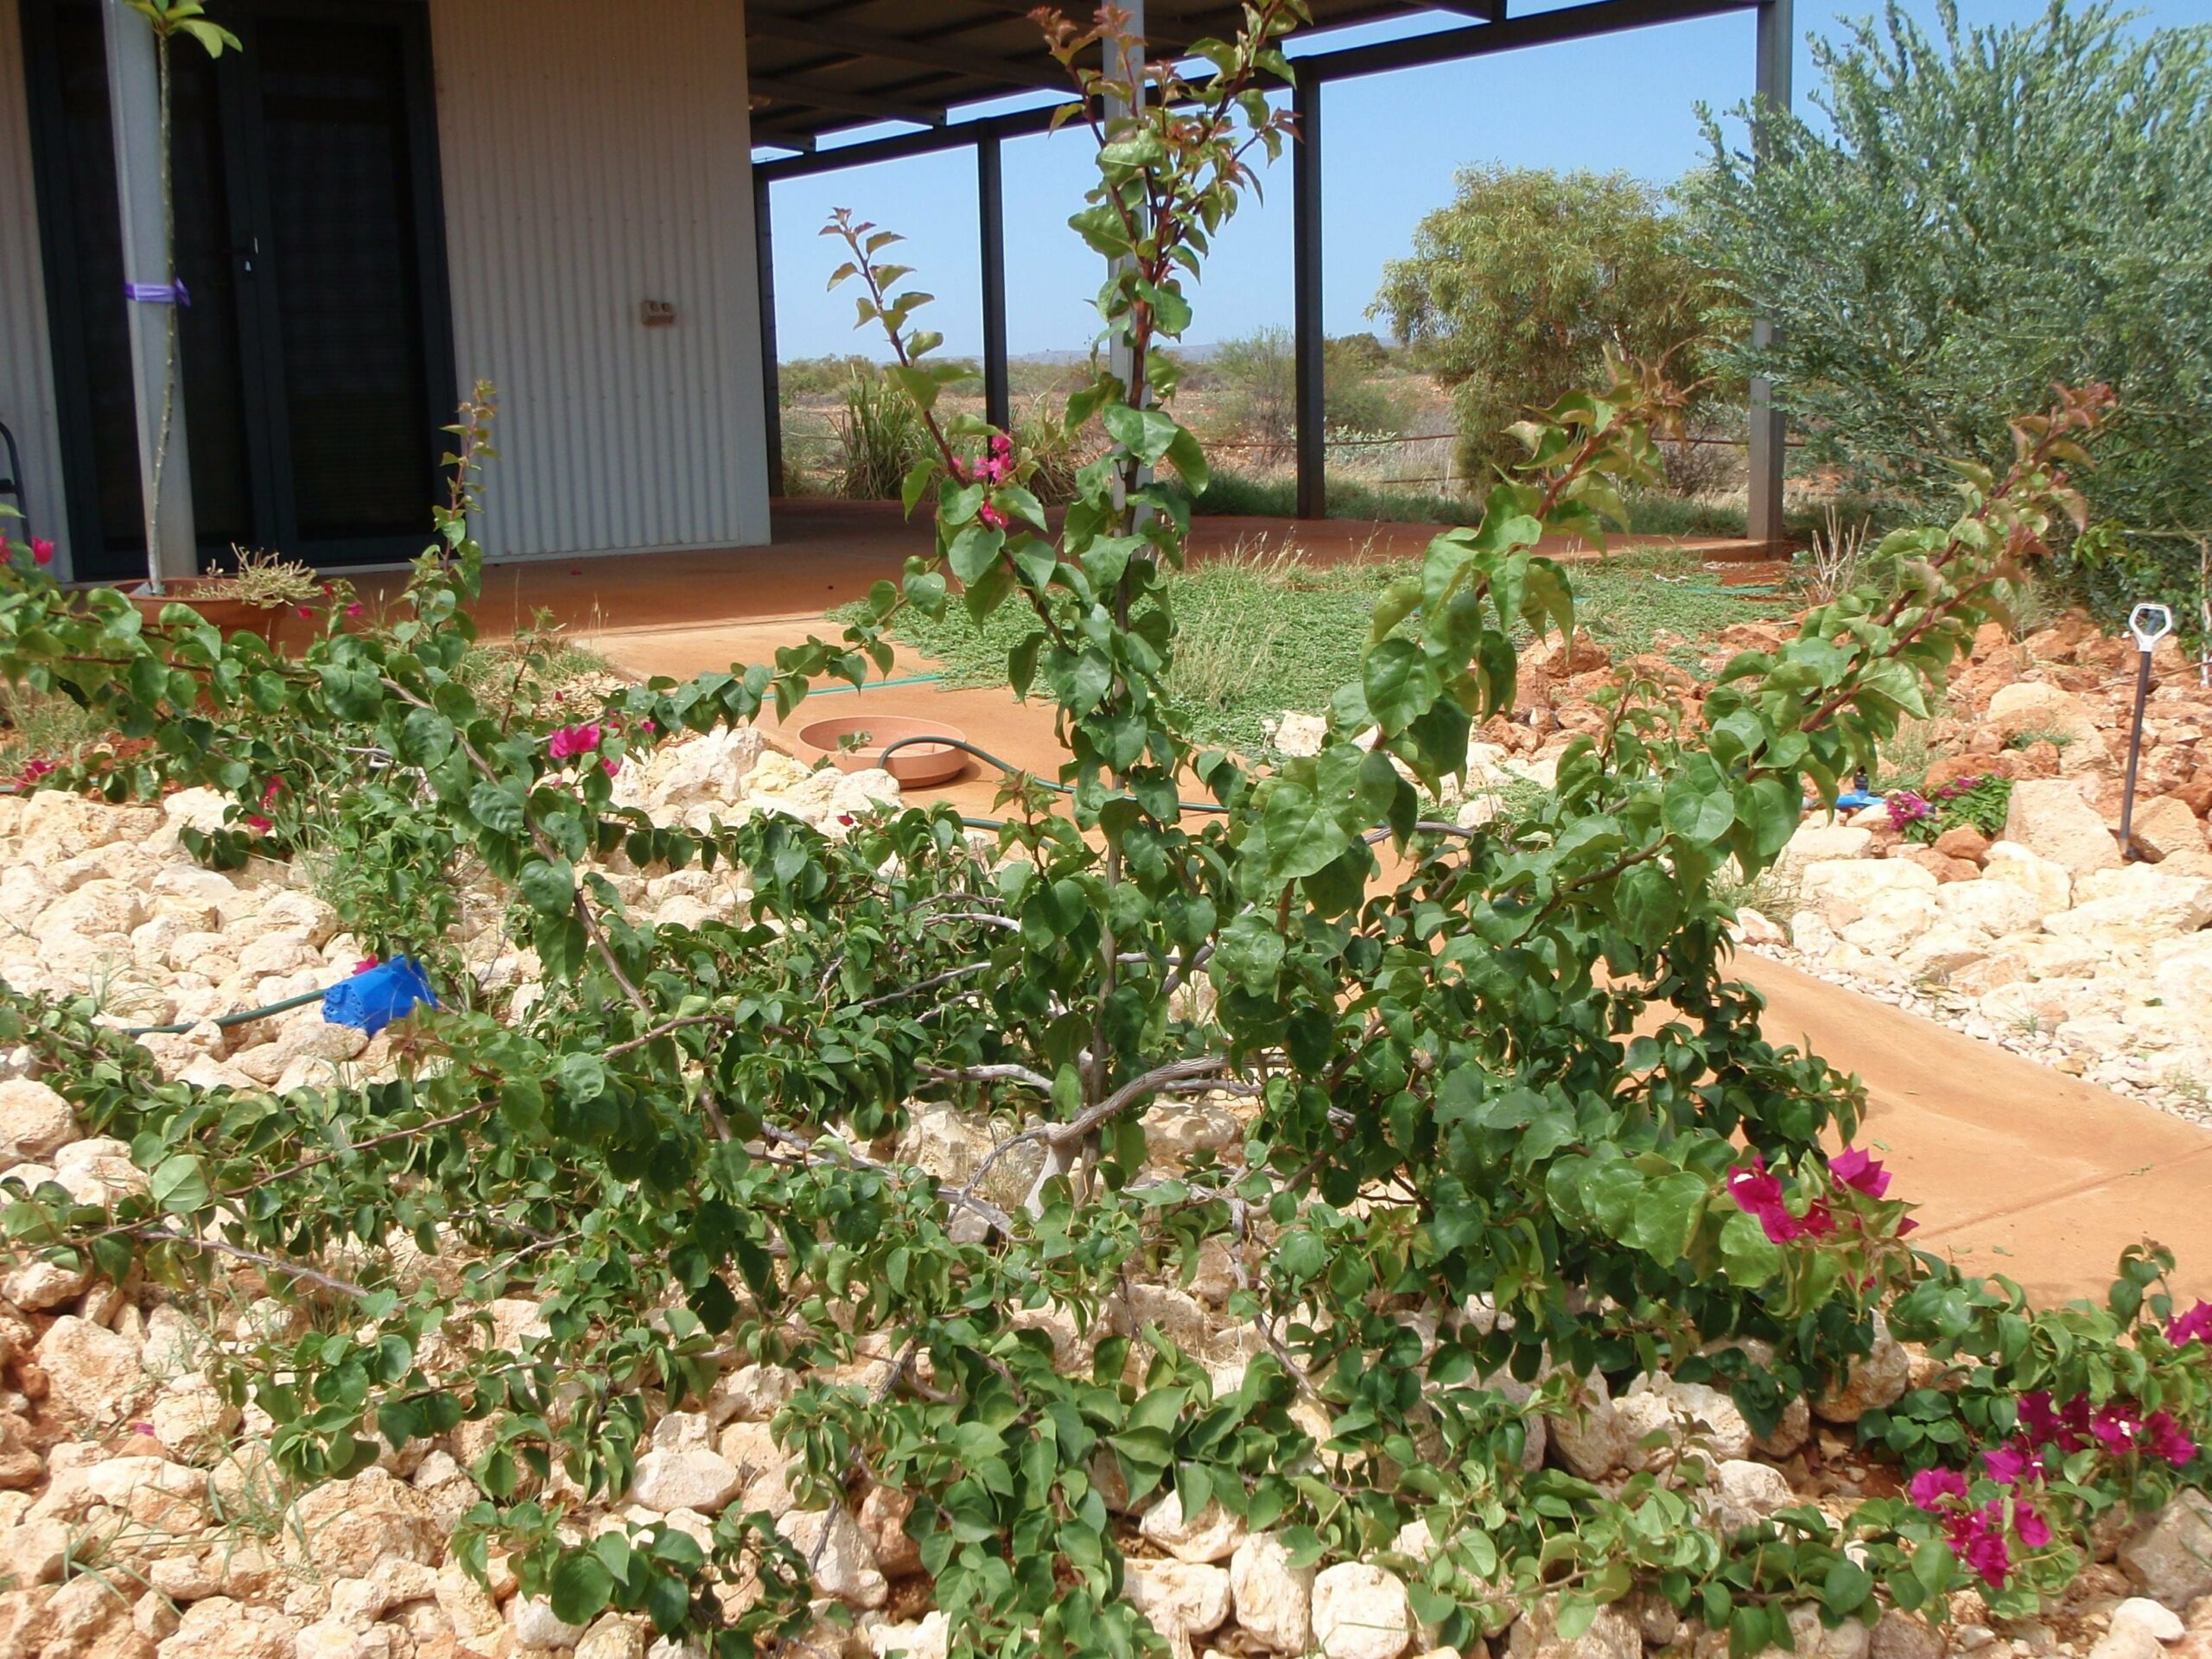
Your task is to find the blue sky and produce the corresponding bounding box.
[759,0,2212,362]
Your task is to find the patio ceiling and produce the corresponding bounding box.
[746,2,1512,150]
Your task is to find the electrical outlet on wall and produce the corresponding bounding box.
[640,299,677,327]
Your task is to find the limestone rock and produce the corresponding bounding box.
[155,1597,299,1659]
[1506,1600,1640,1659]
[511,1596,588,1650]
[868,1611,950,1659]
[577,1612,654,1659]
[284,1470,444,1576]
[711,1363,799,1425]
[858,1484,921,1577]
[775,1508,887,1610]
[2122,1490,2212,1608]
[2113,1599,2187,1643]
[1127,1559,1235,1643]
[2090,1619,2168,1659]
[0,1078,75,1167]
[2134,796,2209,863]
[2055,864,2212,937]
[1313,1563,1414,1659]
[1230,1532,1314,1654]
[1814,1313,1910,1425]
[1623,1374,1753,1462]
[632,1446,744,1514]
[1709,1459,1796,1534]
[1,1252,91,1311]
[1868,1610,1942,1659]
[1988,682,2101,747]
[1932,880,2045,938]
[2004,779,2122,877]
[35,1315,148,1426]
[1982,841,2074,913]
[1546,1371,1628,1479]
[1140,1490,1247,1564]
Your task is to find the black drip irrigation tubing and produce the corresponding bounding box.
[124,986,327,1039]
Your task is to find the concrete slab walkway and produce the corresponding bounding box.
[439,500,2212,1306]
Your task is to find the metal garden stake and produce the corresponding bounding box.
[2117,602,2175,860]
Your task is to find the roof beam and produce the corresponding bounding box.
[748,73,946,126]
[1414,0,1508,19]
[747,13,1070,92]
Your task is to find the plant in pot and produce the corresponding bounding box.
[126,543,325,641]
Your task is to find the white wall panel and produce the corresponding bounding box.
[430,0,771,558]
[0,0,71,575]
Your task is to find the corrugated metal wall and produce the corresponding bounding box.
[429,0,772,560]
[0,0,71,574]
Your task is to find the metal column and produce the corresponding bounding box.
[1745,0,1792,549]
[977,128,1011,431]
[1293,73,1325,522]
[754,169,784,497]
[102,0,195,584]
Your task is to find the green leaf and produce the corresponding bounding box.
[149,1153,209,1217]
[549,1552,615,1625]
[516,858,576,916]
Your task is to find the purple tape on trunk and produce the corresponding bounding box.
[124,280,190,306]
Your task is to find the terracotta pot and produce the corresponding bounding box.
[128,581,285,645]
[791,712,969,786]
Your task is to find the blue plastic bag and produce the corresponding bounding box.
[1833,788,1885,810]
[323,957,437,1035]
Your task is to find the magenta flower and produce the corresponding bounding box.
[1885,790,1933,832]
[2092,1402,2142,1453]
[1955,1507,2012,1587]
[344,601,364,619]
[2145,1411,2197,1467]
[2015,1504,2052,1549]
[2166,1300,2212,1347]
[353,957,379,975]
[1726,1153,1830,1243]
[1908,1467,1968,1511]
[977,503,1008,531]
[547,722,603,760]
[245,814,272,833]
[601,756,619,777]
[30,537,54,566]
[1830,1146,1892,1199]
[1983,1443,2031,1487]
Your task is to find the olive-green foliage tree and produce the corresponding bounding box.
[1679,0,2212,632]
[1207,326,1404,463]
[1373,165,1715,485]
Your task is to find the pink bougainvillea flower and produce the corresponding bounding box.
[30,537,54,566]
[245,814,272,833]
[1955,1507,2012,1587]
[2015,1504,2053,1549]
[547,722,603,760]
[1830,1146,1892,1199]
[1726,1153,1784,1211]
[601,756,619,777]
[641,718,657,734]
[977,503,1008,531]
[1908,1467,1968,1511]
[2145,1411,2197,1467]
[1983,1443,2031,1487]
[2092,1401,2143,1453]
[2166,1300,2212,1348]
[262,779,283,806]
[345,601,364,619]
[2017,1390,2092,1452]
[1797,1198,1838,1238]
[296,605,314,618]
[353,957,379,975]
